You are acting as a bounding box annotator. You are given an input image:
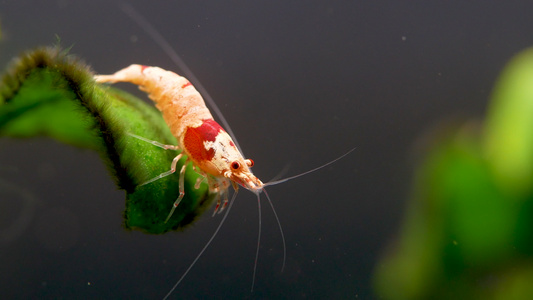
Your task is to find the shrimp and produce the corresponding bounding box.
[95,2,355,299]
[95,65,260,221]
[94,64,354,298]
[95,64,271,298]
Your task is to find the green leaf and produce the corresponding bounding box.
[484,48,533,196]
[0,47,215,234]
[374,47,533,299]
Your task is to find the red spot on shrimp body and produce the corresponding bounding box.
[181,82,192,89]
[140,65,149,72]
[183,119,225,163]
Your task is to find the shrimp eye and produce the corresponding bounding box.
[246,159,254,167]
[231,161,240,170]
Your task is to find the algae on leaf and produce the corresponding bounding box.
[0,47,215,234]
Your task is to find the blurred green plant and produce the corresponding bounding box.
[374,49,533,299]
[0,47,215,234]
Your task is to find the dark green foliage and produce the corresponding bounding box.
[0,47,215,233]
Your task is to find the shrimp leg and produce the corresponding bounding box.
[128,131,192,222]
[212,188,229,216]
[165,162,188,223]
[140,153,184,186]
[127,133,180,150]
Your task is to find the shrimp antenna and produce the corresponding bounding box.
[251,190,286,292]
[263,147,356,187]
[263,189,286,272]
[118,1,244,155]
[251,192,261,292]
[162,190,239,300]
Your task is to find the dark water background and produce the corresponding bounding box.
[1,1,533,299]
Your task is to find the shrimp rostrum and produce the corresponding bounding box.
[95,64,261,222]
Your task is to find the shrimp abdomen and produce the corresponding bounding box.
[95,64,213,139]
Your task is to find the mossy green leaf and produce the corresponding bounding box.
[0,47,215,233]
